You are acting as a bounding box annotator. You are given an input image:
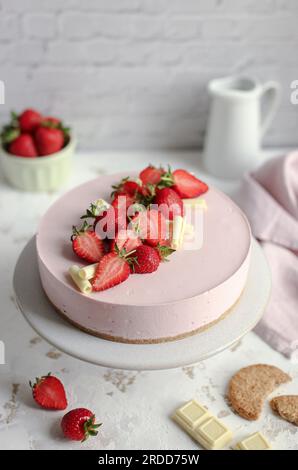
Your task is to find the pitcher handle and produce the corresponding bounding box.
[260,81,281,137]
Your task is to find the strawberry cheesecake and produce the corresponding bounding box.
[36,165,252,343]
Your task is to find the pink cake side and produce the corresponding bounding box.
[36,173,252,343]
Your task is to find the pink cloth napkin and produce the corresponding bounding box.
[236,151,298,358]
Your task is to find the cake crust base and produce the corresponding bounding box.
[46,290,244,344]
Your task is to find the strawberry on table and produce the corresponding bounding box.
[154,187,183,220]
[92,251,131,292]
[19,108,42,133]
[34,125,64,156]
[9,133,37,157]
[72,221,105,263]
[30,372,67,410]
[139,165,164,185]
[61,408,102,442]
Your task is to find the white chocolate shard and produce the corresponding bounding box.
[78,263,98,280]
[69,265,92,294]
[183,197,207,210]
[171,215,185,250]
[93,198,110,214]
[184,223,194,236]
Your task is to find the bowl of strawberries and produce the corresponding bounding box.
[0,108,76,191]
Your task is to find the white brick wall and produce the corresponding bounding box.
[0,0,297,149]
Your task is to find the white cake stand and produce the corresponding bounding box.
[13,237,271,370]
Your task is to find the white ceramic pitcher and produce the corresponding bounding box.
[203,76,280,179]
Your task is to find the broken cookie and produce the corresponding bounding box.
[270,395,298,426]
[228,364,291,420]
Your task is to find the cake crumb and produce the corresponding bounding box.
[30,336,42,346]
[103,370,139,393]
[46,349,62,359]
[182,366,195,379]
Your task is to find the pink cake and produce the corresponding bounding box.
[36,172,252,343]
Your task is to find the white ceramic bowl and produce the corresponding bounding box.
[0,136,77,192]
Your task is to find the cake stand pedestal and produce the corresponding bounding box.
[13,237,271,370]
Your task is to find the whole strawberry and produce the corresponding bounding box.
[35,126,64,156]
[19,108,42,133]
[133,244,160,274]
[9,134,38,157]
[112,177,141,197]
[30,372,67,410]
[61,408,102,442]
[42,116,61,126]
[92,251,131,291]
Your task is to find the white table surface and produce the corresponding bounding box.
[0,150,297,450]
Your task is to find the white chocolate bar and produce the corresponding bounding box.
[173,400,233,450]
[78,263,98,280]
[235,432,271,450]
[196,417,232,450]
[176,400,211,428]
[183,197,207,210]
[69,265,92,294]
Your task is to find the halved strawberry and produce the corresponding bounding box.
[94,206,118,239]
[129,209,168,247]
[172,169,209,198]
[139,165,164,185]
[154,187,183,220]
[110,192,135,231]
[92,252,130,292]
[110,229,142,253]
[30,372,67,410]
[72,222,105,263]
